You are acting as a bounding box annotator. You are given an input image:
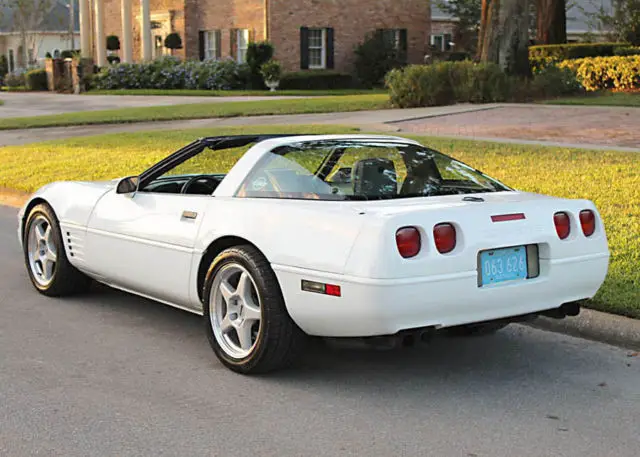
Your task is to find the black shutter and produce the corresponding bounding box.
[198,31,205,61]
[326,27,334,69]
[444,33,452,51]
[215,30,222,59]
[300,26,309,69]
[399,29,408,62]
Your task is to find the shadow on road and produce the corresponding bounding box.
[57,282,598,392]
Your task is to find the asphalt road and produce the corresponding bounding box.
[1,204,638,457]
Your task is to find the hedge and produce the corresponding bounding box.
[614,47,640,56]
[279,70,354,90]
[25,69,48,91]
[385,61,582,108]
[529,42,630,70]
[558,55,640,91]
[385,61,513,107]
[92,56,250,90]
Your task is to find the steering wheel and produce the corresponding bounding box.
[181,175,220,195]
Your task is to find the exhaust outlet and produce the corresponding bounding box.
[542,301,582,319]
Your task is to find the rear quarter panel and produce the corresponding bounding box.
[196,197,366,274]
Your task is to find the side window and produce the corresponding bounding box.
[140,145,251,195]
[237,148,332,198]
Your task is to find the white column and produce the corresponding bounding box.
[94,0,107,66]
[140,0,152,61]
[79,0,91,58]
[121,0,133,63]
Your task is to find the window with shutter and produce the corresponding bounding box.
[203,30,221,60]
[237,29,250,63]
[307,28,326,69]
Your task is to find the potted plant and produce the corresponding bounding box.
[260,59,282,91]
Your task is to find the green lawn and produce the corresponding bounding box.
[542,91,640,107]
[1,125,637,319]
[0,94,389,130]
[86,89,388,97]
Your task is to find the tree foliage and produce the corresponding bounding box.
[435,0,482,51]
[0,0,53,67]
[582,0,640,45]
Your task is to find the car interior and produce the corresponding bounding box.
[139,173,226,195]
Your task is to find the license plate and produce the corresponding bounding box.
[479,246,528,286]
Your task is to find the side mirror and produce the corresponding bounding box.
[116,176,139,195]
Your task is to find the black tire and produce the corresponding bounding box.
[446,322,509,337]
[22,203,92,296]
[203,245,307,374]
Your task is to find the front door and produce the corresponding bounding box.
[85,190,209,309]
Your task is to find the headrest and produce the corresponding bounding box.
[352,158,397,198]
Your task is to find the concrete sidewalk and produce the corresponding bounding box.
[0,104,498,146]
[2,103,639,153]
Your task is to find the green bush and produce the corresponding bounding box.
[0,55,8,78]
[92,56,250,90]
[614,46,640,56]
[279,70,354,90]
[260,59,282,82]
[5,72,25,87]
[246,41,274,89]
[558,55,640,91]
[529,42,629,71]
[530,65,583,97]
[385,61,512,108]
[25,68,48,91]
[354,31,407,88]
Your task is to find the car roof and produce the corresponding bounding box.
[200,133,422,150]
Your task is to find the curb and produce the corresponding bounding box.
[526,307,640,351]
[0,189,29,208]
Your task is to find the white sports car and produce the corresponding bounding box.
[18,134,610,373]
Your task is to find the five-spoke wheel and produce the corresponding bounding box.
[203,245,306,374]
[22,203,91,296]
[26,215,58,287]
[210,264,262,358]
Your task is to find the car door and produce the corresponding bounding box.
[84,189,210,309]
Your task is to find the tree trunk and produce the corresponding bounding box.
[477,0,500,62]
[536,0,567,44]
[478,0,531,76]
[499,0,531,76]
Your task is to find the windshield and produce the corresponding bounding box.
[236,140,511,201]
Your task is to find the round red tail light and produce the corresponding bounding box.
[579,210,596,237]
[554,212,571,239]
[433,223,457,254]
[396,227,421,258]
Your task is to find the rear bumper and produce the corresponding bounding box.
[273,252,609,337]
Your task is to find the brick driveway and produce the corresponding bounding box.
[395,105,640,148]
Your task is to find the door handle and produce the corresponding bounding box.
[182,210,198,220]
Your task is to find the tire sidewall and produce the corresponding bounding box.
[23,204,63,293]
[203,248,274,373]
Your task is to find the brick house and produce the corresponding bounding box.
[101,0,431,73]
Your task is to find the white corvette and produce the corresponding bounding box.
[18,134,610,373]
